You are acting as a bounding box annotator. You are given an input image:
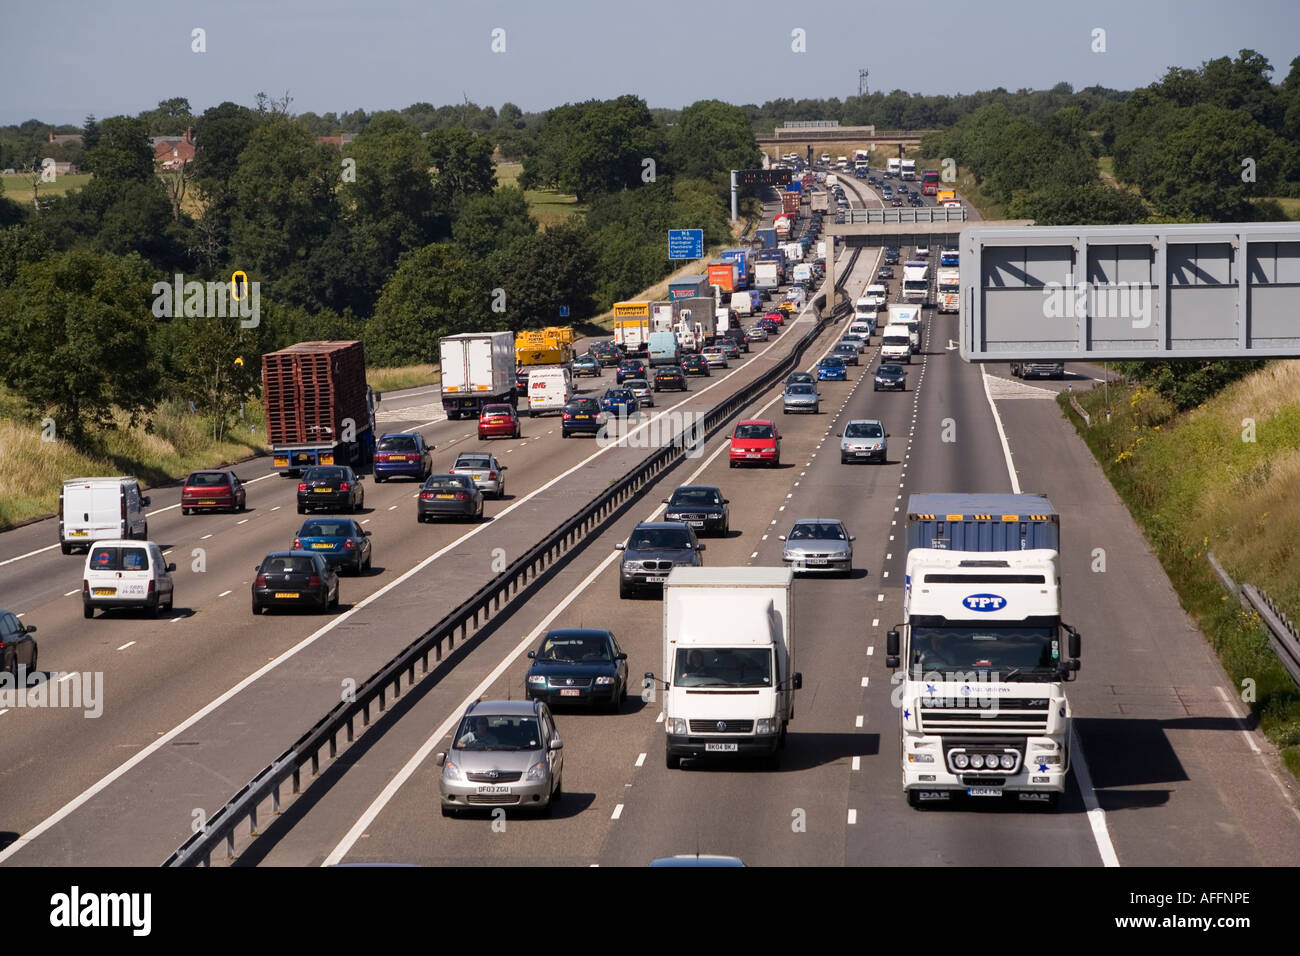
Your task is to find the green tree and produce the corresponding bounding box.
[452,187,536,260]
[82,114,101,151]
[426,127,496,202]
[366,243,492,365]
[84,116,154,182]
[0,249,161,444]
[669,100,761,184]
[521,96,664,201]
[139,97,195,136]
[491,221,595,326]
[1007,181,1149,224]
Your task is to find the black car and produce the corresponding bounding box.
[718,339,741,360]
[590,342,622,367]
[654,366,687,391]
[616,522,705,598]
[417,474,484,521]
[909,195,924,206]
[526,628,628,712]
[874,363,907,391]
[663,485,730,537]
[561,396,604,437]
[878,265,895,280]
[616,359,647,385]
[515,366,530,392]
[297,466,364,514]
[0,609,37,677]
[723,327,750,353]
[573,355,602,377]
[252,551,339,614]
[832,342,860,366]
[681,354,711,377]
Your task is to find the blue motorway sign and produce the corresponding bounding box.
[668,229,704,261]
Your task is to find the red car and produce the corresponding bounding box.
[729,420,781,468]
[763,310,785,326]
[181,469,247,514]
[478,403,521,439]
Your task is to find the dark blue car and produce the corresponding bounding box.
[525,628,628,711]
[602,388,638,416]
[292,517,372,575]
[817,356,848,381]
[374,433,433,483]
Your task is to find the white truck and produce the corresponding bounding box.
[861,283,887,310]
[881,322,914,364]
[902,260,930,306]
[936,267,961,313]
[656,566,801,770]
[438,331,517,420]
[900,159,916,180]
[887,546,1080,808]
[886,157,901,178]
[888,303,923,351]
[754,260,781,294]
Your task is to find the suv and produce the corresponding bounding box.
[436,700,564,817]
[616,522,705,598]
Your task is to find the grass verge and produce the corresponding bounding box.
[1059,365,1300,778]
[368,365,440,394]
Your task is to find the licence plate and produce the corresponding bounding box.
[71,531,88,537]
[476,786,511,794]
[560,689,581,697]
[576,415,590,420]
[92,588,115,596]
[854,451,870,457]
[705,742,738,752]
[967,787,1002,797]
[436,494,454,499]
[311,543,333,549]
[274,592,300,599]
[746,453,761,459]
[314,487,332,494]
[645,575,668,583]
[199,499,217,505]
[687,521,704,527]
[805,558,828,566]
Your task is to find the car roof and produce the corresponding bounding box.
[542,627,613,641]
[673,484,721,494]
[87,539,156,548]
[792,518,845,526]
[263,549,323,558]
[735,419,774,426]
[188,468,234,475]
[846,418,884,426]
[466,699,541,717]
[632,521,693,530]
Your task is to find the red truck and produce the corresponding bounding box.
[707,261,739,294]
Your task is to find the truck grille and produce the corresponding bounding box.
[688,719,754,734]
[918,699,1049,734]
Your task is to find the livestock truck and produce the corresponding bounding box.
[887,494,1080,808]
[263,340,376,476]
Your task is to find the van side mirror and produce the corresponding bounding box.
[696,543,705,551]
[527,651,536,659]
[24,625,36,634]
[166,563,176,573]
[435,752,446,767]
[141,496,151,507]
[886,629,901,668]
[792,672,803,690]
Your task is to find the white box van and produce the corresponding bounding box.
[729,291,757,316]
[525,366,574,417]
[59,477,151,554]
[881,324,913,363]
[83,539,175,618]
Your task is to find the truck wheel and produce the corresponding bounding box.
[907,790,925,808]
[447,410,460,421]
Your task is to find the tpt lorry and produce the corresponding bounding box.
[654,567,801,770]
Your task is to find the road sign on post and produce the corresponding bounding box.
[735,168,792,188]
[668,229,704,261]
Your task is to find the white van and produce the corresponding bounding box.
[849,321,875,341]
[862,284,887,309]
[729,291,757,316]
[82,539,175,618]
[59,477,151,554]
[881,324,913,363]
[525,366,574,417]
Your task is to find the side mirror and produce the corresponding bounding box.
[778,535,787,541]
[723,499,730,504]
[792,672,803,690]
[849,536,856,542]
[165,563,176,573]
[24,625,36,634]
[886,432,891,437]
[141,496,152,507]
[614,543,625,551]
[886,629,901,668]
[435,752,447,767]
[616,652,627,661]
[527,650,536,659]
[549,738,564,751]
[662,498,669,504]
[1068,627,1081,660]
[696,543,705,551]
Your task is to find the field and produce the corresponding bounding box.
[494,161,584,227]
[1,171,93,202]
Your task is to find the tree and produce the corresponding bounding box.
[1007,181,1149,224]
[521,96,664,201]
[367,243,493,366]
[426,127,496,202]
[139,97,194,136]
[492,222,596,325]
[83,116,154,182]
[0,249,161,445]
[82,114,101,151]
[452,187,536,260]
[670,100,761,186]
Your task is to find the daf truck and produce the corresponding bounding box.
[887,493,1079,808]
[902,260,930,306]
[613,302,652,355]
[653,567,801,770]
[936,267,961,313]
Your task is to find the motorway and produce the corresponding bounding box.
[2,172,1298,867]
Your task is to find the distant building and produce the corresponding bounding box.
[48,133,83,146]
[51,161,80,175]
[152,128,196,168]
[315,133,357,148]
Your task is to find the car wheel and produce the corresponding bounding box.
[252,601,262,615]
[513,429,520,439]
[330,588,339,609]
[83,604,94,620]
[561,430,569,439]
[539,794,553,818]
[61,542,72,555]
[728,460,736,468]
[353,496,363,514]
[238,498,246,513]
[666,748,681,770]
[181,507,190,516]
[619,581,632,599]
[297,505,305,515]
[374,474,385,484]
[363,553,371,573]
[150,599,162,619]
[841,455,848,464]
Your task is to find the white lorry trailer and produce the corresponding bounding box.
[655,567,801,770]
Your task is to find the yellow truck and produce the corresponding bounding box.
[612,302,652,355]
[935,188,957,204]
[515,327,575,367]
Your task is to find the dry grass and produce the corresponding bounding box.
[368,365,440,393]
[588,248,731,331]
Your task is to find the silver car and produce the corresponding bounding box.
[840,419,888,463]
[841,333,866,353]
[451,452,507,499]
[436,700,564,817]
[625,378,654,407]
[782,382,820,414]
[700,346,729,369]
[780,518,855,576]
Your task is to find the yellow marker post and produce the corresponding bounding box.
[231,270,250,302]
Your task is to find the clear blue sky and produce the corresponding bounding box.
[2,0,1297,126]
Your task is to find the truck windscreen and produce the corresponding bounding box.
[908,624,1059,680]
[674,647,773,688]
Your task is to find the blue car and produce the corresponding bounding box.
[374,432,433,483]
[817,356,848,381]
[292,517,372,575]
[602,388,638,416]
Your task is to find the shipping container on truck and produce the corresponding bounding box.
[707,261,739,294]
[613,301,652,355]
[438,331,517,422]
[263,340,376,475]
[781,191,800,217]
[668,275,712,302]
[904,493,1060,553]
[754,258,781,293]
[719,249,752,291]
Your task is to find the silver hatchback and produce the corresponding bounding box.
[782,382,820,414]
[840,419,888,463]
[436,700,564,817]
[780,518,855,576]
[625,378,655,408]
[451,452,507,499]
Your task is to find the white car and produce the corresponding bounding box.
[625,378,654,407]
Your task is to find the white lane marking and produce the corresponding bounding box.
[656,712,664,723]
[882,571,889,578]
[980,364,1021,494]
[116,642,135,651]
[867,646,875,656]
[1214,685,1261,755]
[761,534,768,541]
[847,809,858,825]
[852,756,860,771]
[877,594,884,602]
[57,673,76,684]
[237,519,248,525]
[855,715,864,727]
[271,506,281,512]
[170,615,184,624]
[14,614,22,619]
[635,753,646,768]
[218,590,232,598]
[886,553,891,560]
[860,677,868,687]
[0,544,59,567]
[200,534,212,540]
[750,552,758,558]
[611,804,624,820]
[388,505,397,511]
[63,589,78,597]
[361,519,372,525]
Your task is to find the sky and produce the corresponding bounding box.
[2,0,1298,126]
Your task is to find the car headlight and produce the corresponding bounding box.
[756,718,774,734]
[443,760,464,781]
[595,676,614,685]
[525,760,547,782]
[527,675,547,686]
[668,718,688,735]
[782,551,795,562]
[1000,753,1017,770]
[623,560,642,571]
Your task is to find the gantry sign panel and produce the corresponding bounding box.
[959,223,1300,361]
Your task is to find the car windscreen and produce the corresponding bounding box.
[537,634,612,662]
[453,715,541,751]
[878,365,902,375]
[300,521,352,537]
[89,546,149,571]
[377,436,418,452]
[845,423,884,439]
[606,390,632,400]
[820,357,844,366]
[482,405,513,415]
[788,522,845,541]
[186,472,229,487]
[734,424,773,440]
[883,336,909,346]
[787,384,816,395]
[454,457,492,470]
[673,647,773,689]
[627,528,692,550]
[625,380,648,389]
[261,555,317,574]
[671,488,721,506]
